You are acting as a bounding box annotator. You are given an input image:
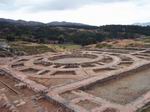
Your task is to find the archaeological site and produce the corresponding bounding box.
[0,47,150,112]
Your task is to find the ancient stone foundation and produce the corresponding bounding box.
[0,48,150,112]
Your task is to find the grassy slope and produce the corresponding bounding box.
[9,41,81,55]
[46,44,81,52]
[95,37,150,48]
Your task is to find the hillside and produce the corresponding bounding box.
[133,22,150,26]
[0,18,95,28]
[0,18,150,45]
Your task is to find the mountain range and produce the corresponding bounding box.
[0,18,94,28]
[133,22,150,26]
[1,18,150,27]
[0,18,150,45]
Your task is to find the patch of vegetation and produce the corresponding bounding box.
[9,42,55,55]
[96,43,113,48]
[139,37,150,43]
[1,20,150,45]
[7,41,81,55]
[45,44,81,52]
[137,103,150,112]
[95,37,150,49]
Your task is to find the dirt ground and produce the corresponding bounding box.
[0,75,70,112]
[83,68,150,104]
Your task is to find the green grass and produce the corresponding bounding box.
[9,41,55,55]
[11,44,55,55]
[96,43,113,48]
[9,41,81,55]
[142,37,150,43]
[46,44,81,52]
[136,37,150,43]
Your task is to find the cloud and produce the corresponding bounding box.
[0,0,20,11]
[0,0,150,25]
[0,0,134,12]
[37,0,141,12]
[33,0,131,11]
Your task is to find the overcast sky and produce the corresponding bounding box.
[0,0,150,25]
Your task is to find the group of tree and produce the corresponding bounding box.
[0,21,150,45]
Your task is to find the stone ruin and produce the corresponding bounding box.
[0,47,150,112]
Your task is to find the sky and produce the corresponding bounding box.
[0,0,150,25]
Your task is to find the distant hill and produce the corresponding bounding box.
[133,22,150,26]
[0,18,44,26]
[0,18,96,28]
[47,21,93,27]
[0,18,150,45]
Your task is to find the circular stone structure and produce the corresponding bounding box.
[53,57,92,64]
[2,48,150,112]
[8,50,137,81]
[48,53,101,64]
